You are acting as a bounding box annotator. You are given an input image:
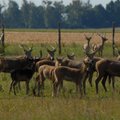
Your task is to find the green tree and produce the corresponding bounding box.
[65,0,84,28]
[28,2,45,28]
[21,0,30,28]
[3,0,21,28]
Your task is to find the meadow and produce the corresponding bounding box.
[0,29,120,120]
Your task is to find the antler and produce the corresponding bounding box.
[47,46,56,52]
[67,52,75,60]
[85,47,100,59]
[84,33,94,41]
[19,44,27,51]
[97,33,108,41]
[28,44,33,52]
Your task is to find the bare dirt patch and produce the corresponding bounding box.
[5,32,120,44]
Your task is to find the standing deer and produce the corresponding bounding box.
[82,46,103,94]
[33,65,56,96]
[9,64,36,95]
[94,58,120,94]
[83,33,94,53]
[93,33,108,57]
[52,62,88,97]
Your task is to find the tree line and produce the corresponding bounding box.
[0,0,120,29]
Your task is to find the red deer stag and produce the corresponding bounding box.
[92,33,108,57]
[83,33,94,53]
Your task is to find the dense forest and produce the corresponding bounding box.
[0,0,120,28]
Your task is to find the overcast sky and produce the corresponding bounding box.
[0,0,116,7]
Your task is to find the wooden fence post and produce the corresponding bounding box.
[58,22,61,55]
[112,22,115,56]
[1,23,5,47]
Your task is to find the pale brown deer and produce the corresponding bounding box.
[33,65,56,96]
[92,33,108,57]
[52,63,88,97]
[83,33,94,53]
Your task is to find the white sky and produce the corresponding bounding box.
[0,0,117,7]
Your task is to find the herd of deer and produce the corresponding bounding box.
[0,33,120,98]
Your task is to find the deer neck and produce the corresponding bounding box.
[101,40,105,48]
[87,40,90,47]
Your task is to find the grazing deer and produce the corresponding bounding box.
[93,33,108,57]
[83,33,94,53]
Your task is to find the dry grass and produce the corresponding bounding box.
[5,31,120,44]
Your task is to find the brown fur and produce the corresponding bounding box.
[53,63,87,97]
[95,59,120,93]
[0,57,34,72]
[33,65,55,96]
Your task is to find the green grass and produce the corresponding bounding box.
[0,43,120,120]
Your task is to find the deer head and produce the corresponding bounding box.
[97,33,108,42]
[47,46,56,60]
[56,57,64,66]
[67,53,75,60]
[20,44,33,58]
[84,33,94,42]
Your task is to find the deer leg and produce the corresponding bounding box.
[52,82,56,97]
[95,76,103,94]
[33,80,37,96]
[52,81,60,97]
[9,81,14,94]
[101,74,107,92]
[112,76,115,90]
[88,71,94,87]
[79,80,83,98]
[13,81,17,95]
[37,80,40,96]
[26,80,29,95]
[18,82,21,91]
[83,72,88,95]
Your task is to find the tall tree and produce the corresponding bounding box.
[106,0,120,26]
[3,0,21,28]
[21,0,30,28]
[65,0,84,28]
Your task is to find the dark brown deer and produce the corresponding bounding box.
[9,64,35,95]
[94,59,120,94]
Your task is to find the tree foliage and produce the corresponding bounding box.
[0,0,120,28]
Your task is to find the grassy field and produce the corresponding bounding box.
[0,42,120,120]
